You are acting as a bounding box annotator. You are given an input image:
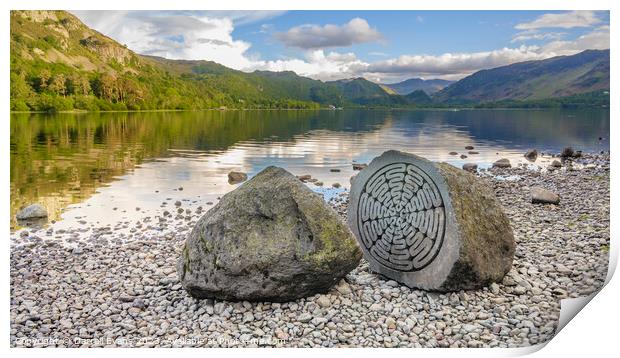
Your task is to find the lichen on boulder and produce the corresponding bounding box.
[435,162,515,291]
[178,166,361,302]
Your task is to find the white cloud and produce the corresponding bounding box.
[539,26,610,55]
[362,46,549,81]
[249,50,368,81]
[72,11,257,69]
[275,18,382,49]
[70,11,609,84]
[515,11,602,30]
[360,25,608,82]
[511,31,566,43]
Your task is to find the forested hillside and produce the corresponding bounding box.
[10,10,610,112]
[10,10,401,112]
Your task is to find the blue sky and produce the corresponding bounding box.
[72,10,610,82]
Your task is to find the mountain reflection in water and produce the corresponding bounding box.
[10,109,609,230]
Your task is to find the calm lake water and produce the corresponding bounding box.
[10,109,609,231]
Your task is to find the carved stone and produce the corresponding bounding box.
[347,150,515,291]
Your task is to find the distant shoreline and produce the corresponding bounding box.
[9,106,609,115]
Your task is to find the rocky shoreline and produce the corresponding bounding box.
[10,153,610,348]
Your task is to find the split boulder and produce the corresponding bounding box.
[347,150,515,291]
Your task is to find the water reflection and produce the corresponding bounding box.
[10,109,609,230]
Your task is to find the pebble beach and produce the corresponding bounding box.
[10,152,610,348]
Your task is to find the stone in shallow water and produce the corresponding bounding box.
[560,147,575,158]
[227,171,247,184]
[16,204,48,220]
[493,158,511,168]
[347,150,515,291]
[179,166,361,302]
[524,149,538,161]
[462,163,478,172]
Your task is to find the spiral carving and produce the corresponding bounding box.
[356,162,446,271]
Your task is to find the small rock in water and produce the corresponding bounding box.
[449,152,458,156]
[465,145,474,150]
[330,169,341,173]
[352,163,367,171]
[531,187,560,205]
[174,201,182,207]
[550,160,562,168]
[228,171,248,184]
[16,204,48,220]
[524,149,538,161]
[462,163,478,172]
[460,154,468,159]
[297,174,312,182]
[468,151,479,155]
[493,158,511,168]
[332,183,341,188]
[560,147,575,158]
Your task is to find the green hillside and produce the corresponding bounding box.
[406,90,432,104]
[11,11,230,111]
[433,49,610,104]
[10,10,392,112]
[9,10,610,112]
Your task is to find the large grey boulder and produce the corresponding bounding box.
[179,166,362,302]
[347,150,515,292]
[16,204,48,220]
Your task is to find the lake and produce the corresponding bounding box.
[10,109,609,231]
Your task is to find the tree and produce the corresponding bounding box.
[92,73,118,102]
[33,69,52,92]
[10,71,33,100]
[117,77,143,108]
[66,74,91,96]
[49,74,67,97]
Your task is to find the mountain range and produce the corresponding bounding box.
[10,10,610,112]
[382,78,454,95]
[433,49,610,104]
